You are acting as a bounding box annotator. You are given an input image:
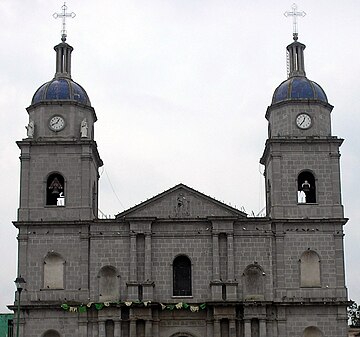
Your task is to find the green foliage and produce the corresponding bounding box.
[348,300,360,327]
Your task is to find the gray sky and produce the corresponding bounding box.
[1,0,359,313]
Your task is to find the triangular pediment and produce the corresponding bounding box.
[115,184,247,219]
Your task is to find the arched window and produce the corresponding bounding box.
[43,330,61,337]
[44,252,65,289]
[297,171,316,204]
[173,255,192,296]
[46,173,65,206]
[300,250,321,287]
[98,266,119,301]
[243,264,264,300]
[302,326,324,337]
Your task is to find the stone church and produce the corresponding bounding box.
[12,11,348,337]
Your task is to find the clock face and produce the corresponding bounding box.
[49,116,65,131]
[296,113,312,129]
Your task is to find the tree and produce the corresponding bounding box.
[348,300,360,327]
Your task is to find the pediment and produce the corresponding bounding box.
[116,184,246,219]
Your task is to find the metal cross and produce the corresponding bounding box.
[53,2,76,42]
[284,3,306,41]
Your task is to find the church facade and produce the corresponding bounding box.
[12,17,348,337]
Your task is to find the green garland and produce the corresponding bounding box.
[61,301,206,313]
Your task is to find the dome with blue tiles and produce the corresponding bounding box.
[272,76,327,104]
[31,40,91,107]
[32,78,91,106]
[271,39,328,105]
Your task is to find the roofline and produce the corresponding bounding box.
[115,183,247,219]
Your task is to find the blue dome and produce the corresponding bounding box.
[32,78,91,106]
[272,76,327,105]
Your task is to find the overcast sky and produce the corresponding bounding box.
[1,0,359,313]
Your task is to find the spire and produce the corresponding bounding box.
[53,42,73,79]
[286,40,306,77]
[284,3,306,77]
[52,3,76,79]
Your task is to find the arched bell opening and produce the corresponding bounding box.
[297,171,316,204]
[46,172,65,206]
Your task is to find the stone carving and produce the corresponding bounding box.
[174,193,190,217]
[26,120,35,138]
[80,118,88,138]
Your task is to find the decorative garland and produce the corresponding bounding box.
[61,301,206,313]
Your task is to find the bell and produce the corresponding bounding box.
[301,180,310,192]
[49,177,62,194]
[52,186,59,194]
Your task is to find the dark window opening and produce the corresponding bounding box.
[138,284,143,301]
[136,320,145,337]
[221,319,230,337]
[251,319,260,337]
[222,284,227,301]
[297,171,316,203]
[121,307,129,320]
[46,173,65,206]
[173,255,192,296]
[105,320,114,337]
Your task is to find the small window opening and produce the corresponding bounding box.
[46,173,65,206]
[138,284,143,301]
[297,171,316,203]
[222,284,227,301]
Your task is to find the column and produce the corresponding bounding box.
[79,320,88,337]
[206,320,213,337]
[145,320,152,337]
[144,233,152,281]
[80,226,89,293]
[229,319,236,337]
[152,309,160,337]
[260,319,267,337]
[214,319,221,337]
[129,320,137,337]
[275,234,285,289]
[227,233,234,280]
[98,321,105,337]
[334,231,346,288]
[244,319,251,337]
[212,233,220,280]
[114,320,121,337]
[130,233,137,282]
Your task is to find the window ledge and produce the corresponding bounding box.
[171,296,193,299]
[297,203,319,205]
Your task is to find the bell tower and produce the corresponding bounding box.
[260,32,344,219]
[17,16,103,222]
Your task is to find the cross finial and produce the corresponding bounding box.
[284,3,306,41]
[53,2,76,42]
